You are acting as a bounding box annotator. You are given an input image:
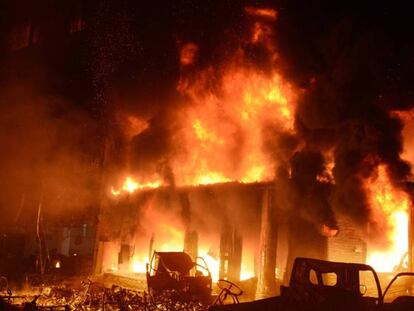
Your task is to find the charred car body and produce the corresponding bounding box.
[209,257,414,311]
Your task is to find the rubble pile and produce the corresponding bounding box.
[0,277,210,310]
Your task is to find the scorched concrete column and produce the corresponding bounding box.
[256,186,278,299]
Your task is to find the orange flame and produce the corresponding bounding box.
[107,6,291,282]
[110,219,256,282]
[111,177,161,196]
[111,78,296,192]
[245,7,278,20]
[111,6,296,195]
[174,69,297,186]
[131,255,148,273]
[366,165,409,272]
[317,150,335,184]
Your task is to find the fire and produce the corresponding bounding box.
[174,69,297,186]
[115,221,256,282]
[107,6,289,283]
[131,255,148,273]
[127,245,254,282]
[111,73,296,192]
[240,269,255,281]
[126,228,223,281]
[366,165,409,272]
[317,150,335,184]
[240,248,255,280]
[111,177,162,196]
[157,224,184,251]
[127,245,222,281]
[199,247,220,282]
[110,5,296,194]
[245,7,278,20]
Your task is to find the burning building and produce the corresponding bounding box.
[1,0,414,304]
[89,2,414,299]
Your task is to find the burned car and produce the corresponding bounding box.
[279,257,382,310]
[146,251,212,301]
[209,257,414,311]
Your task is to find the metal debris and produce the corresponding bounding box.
[0,277,211,310]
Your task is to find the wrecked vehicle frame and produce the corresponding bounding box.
[146,251,213,302]
[209,257,414,311]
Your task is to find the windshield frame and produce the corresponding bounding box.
[382,272,414,303]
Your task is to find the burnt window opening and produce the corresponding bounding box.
[309,269,318,285]
[309,269,338,287]
[322,272,338,286]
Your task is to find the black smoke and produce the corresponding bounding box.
[275,0,414,233]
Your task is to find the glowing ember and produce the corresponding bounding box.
[366,165,409,272]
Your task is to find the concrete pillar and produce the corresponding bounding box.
[94,241,104,274]
[228,230,242,281]
[119,243,131,271]
[57,228,70,256]
[184,230,198,261]
[256,186,278,299]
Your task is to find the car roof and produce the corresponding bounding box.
[290,257,376,287]
[154,251,195,274]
